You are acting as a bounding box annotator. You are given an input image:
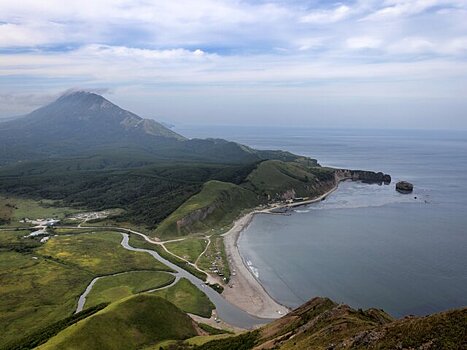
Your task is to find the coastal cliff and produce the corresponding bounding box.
[335,169,391,184]
[155,160,391,238]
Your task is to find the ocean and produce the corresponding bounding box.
[178,126,467,318]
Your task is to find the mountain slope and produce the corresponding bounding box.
[195,298,467,350]
[0,91,299,165]
[0,91,184,163]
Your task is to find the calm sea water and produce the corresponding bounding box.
[178,126,467,317]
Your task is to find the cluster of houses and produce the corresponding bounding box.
[69,210,112,221]
[21,218,60,238]
[208,251,228,281]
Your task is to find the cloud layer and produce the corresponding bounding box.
[0,0,466,128]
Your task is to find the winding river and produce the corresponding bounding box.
[75,271,180,313]
[75,230,272,329]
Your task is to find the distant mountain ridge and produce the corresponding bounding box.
[0,91,298,165]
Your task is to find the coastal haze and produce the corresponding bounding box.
[181,126,467,317]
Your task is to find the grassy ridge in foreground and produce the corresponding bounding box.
[191,297,467,350]
[37,295,198,350]
[4,303,109,350]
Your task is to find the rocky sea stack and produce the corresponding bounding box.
[396,181,414,193]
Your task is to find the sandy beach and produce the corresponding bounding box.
[221,184,338,319]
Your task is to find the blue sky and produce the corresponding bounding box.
[0,0,466,129]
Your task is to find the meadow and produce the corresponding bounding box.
[0,229,172,348]
[165,237,208,263]
[84,271,176,309]
[152,278,215,318]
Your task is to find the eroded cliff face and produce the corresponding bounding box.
[335,169,391,184]
[176,204,217,234]
[275,169,391,202]
[280,189,296,200]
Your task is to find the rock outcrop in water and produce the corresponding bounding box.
[396,181,414,193]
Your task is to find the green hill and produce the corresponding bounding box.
[152,278,215,318]
[37,295,198,350]
[154,160,337,237]
[243,159,336,201]
[155,180,259,237]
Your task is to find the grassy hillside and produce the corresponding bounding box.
[165,237,209,263]
[84,271,176,309]
[190,297,467,350]
[155,180,259,238]
[37,295,198,350]
[243,160,336,201]
[0,230,171,347]
[38,232,171,274]
[154,160,336,239]
[152,278,215,318]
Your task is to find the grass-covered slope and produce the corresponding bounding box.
[193,297,467,350]
[243,159,336,201]
[155,180,259,237]
[37,232,171,274]
[0,230,172,348]
[152,278,215,318]
[83,271,176,309]
[155,160,336,238]
[37,295,198,350]
[165,237,209,263]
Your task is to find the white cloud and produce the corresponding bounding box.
[300,5,351,24]
[78,45,211,61]
[295,37,326,51]
[364,0,467,21]
[0,22,64,47]
[443,37,467,54]
[387,36,467,55]
[346,36,383,49]
[388,37,435,54]
[0,0,467,125]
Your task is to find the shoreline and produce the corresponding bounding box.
[221,183,339,319]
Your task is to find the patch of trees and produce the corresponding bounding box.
[0,239,41,253]
[0,160,259,229]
